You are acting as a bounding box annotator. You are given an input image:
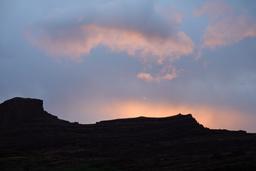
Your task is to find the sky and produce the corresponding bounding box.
[1,0,256,132]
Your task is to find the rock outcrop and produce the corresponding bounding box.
[0,97,61,127]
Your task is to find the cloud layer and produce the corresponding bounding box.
[28,1,193,81]
[31,24,193,61]
[196,1,256,48]
[28,1,256,81]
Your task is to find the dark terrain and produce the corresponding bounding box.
[1,97,256,171]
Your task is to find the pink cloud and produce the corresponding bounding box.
[28,23,192,82]
[195,1,233,19]
[137,65,177,82]
[27,3,194,82]
[137,73,154,82]
[30,24,193,61]
[196,1,256,49]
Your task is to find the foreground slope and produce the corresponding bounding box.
[0,97,256,171]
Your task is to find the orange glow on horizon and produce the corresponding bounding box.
[99,100,249,130]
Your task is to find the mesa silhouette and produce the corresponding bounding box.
[1,97,256,171]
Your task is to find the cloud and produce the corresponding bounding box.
[137,73,154,82]
[137,65,177,82]
[30,24,193,61]
[27,0,194,82]
[196,1,256,49]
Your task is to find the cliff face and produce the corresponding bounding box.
[0,97,256,171]
[0,97,44,124]
[1,97,44,113]
[0,97,67,128]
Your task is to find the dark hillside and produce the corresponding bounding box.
[1,97,256,170]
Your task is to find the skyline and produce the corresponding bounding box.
[1,0,256,131]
